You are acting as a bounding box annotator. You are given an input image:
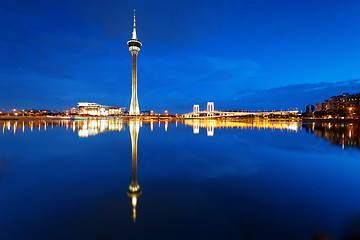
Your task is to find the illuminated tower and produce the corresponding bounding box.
[127,120,142,222]
[127,10,142,116]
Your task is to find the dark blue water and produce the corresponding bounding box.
[0,119,360,240]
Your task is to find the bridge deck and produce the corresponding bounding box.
[181,110,299,118]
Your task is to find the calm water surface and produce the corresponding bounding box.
[0,119,360,240]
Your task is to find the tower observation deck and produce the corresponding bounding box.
[127,10,142,116]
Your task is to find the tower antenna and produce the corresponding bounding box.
[133,9,136,27]
[132,9,137,39]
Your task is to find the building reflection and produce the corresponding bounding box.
[77,119,124,137]
[127,120,142,223]
[0,119,126,137]
[2,120,68,135]
[1,119,301,137]
[302,122,360,149]
[12,119,359,147]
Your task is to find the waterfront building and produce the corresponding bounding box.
[78,102,125,116]
[316,102,326,111]
[127,11,142,116]
[315,93,360,112]
[313,92,360,118]
[70,107,77,114]
[324,100,331,110]
[311,105,315,113]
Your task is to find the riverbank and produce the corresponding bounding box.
[302,118,360,123]
[1,115,359,123]
[0,115,178,121]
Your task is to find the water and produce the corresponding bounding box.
[0,119,360,240]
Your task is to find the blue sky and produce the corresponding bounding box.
[1,0,360,113]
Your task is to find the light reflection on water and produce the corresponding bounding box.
[2,119,300,137]
[302,122,360,149]
[1,119,360,239]
[2,119,359,150]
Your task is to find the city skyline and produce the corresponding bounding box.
[1,0,360,113]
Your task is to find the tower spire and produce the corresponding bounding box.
[132,9,137,39]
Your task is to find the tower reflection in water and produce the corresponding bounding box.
[1,119,300,137]
[127,120,141,223]
[3,119,360,151]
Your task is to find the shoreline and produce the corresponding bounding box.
[302,118,360,123]
[1,115,359,123]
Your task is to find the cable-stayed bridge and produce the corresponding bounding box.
[181,102,298,119]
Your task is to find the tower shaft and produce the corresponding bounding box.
[130,52,140,115]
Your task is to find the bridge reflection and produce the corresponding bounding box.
[1,119,126,137]
[5,119,357,149]
[1,119,301,137]
[184,119,299,136]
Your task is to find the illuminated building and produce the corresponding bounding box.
[127,11,142,116]
[316,102,326,111]
[127,120,142,222]
[315,92,360,115]
[78,102,125,116]
[70,107,77,114]
[77,119,124,137]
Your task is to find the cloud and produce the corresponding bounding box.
[134,54,262,112]
[139,54,261,94]
[229,79,360,111]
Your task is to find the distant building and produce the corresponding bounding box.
[306,105,310,113]
[313,93,360,118]
[315,93,360,112]
[311,105,315,113]
[70,107,77,114]
[78,102,125,116]
[324,100,330,110]
[316,102,326,111]
[141,110,152,116]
